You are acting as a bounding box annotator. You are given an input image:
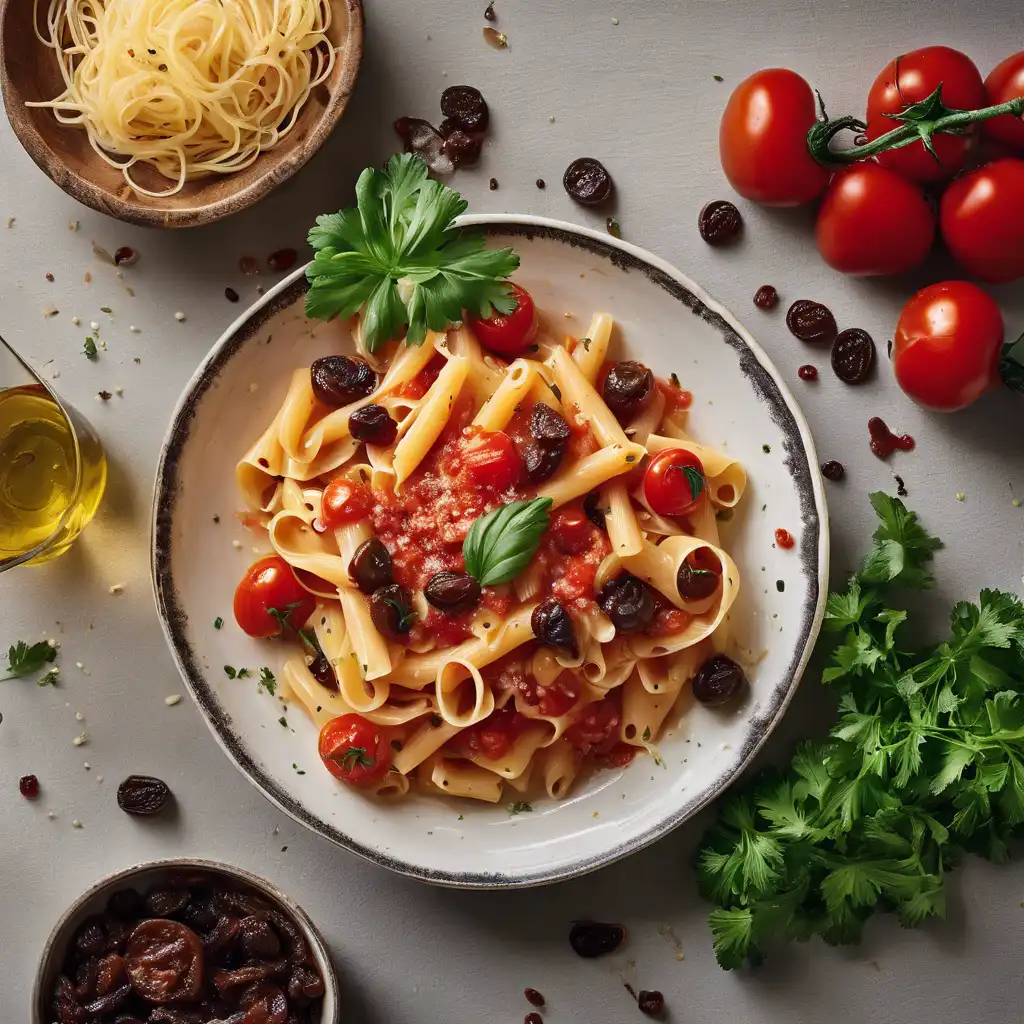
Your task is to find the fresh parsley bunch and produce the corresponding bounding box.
[698,492,1024,969]
[305,154,520,352]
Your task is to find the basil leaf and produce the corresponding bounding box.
[463,498,553,586]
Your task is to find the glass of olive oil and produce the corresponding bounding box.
[0,337,107,570]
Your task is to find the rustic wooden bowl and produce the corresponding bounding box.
[0,0,363,228]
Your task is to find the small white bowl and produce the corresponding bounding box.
[152,215,829,887]
[32,857,339,1024]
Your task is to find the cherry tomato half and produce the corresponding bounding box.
[815,163,935,276]
[940,159,1024,284]
[983,52,1024,151]
[318,715,392,788]
[719,68,830,206]
[233,555,316,638]
[463,430,522,491]
[320,478,374,531]
[865,46,985,183]
[643,448,707,517]
[468,283,538,357]
[892,281,1004,412]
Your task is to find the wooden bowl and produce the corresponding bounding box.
[0,0,363,228]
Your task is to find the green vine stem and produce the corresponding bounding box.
[1000,333,1024,394]
[807,84,1024,167]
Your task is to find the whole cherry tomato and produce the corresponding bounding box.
[468,283,538,357]
[320,478,373,530]
[815,163,935,276]
[719,69,830,206]
[940,158,1024,283]
[983,52,1024,150]
[643,448,707,517]
[892,281,1004,412]
[318,715,392,787]
[233,555,316,638]
[463,430,522,490]
[865,46,985,183]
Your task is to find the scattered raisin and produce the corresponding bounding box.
[224,287,240,303]
[568,921,627,958]
[117,775,171,816]
[440,85,489,132]
[524,988,545,1007]
[821,459,845,481]
[831,328,876,384]
[638,990,666,1017]
[113,246,137,267]
[797,364,818,382]
[786,300,838,345]
[698,200,743,246]
[19,773,39,798]
[267,248,298,273]
[563,157,615,206]
[753,284,778,309]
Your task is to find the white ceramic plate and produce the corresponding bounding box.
[152,215,829,887]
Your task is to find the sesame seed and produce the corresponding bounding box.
[611,15,619,23]
[72,733,88,747]
[75,711,83,721]
[89,320,100,331]
[71,316,80,326]
[72,819,83,829]
[174,311,186,321]
[83,762,90,770]
[165,694,182,706]
[232,539,243,550]
[47,810,56,819]
[109,583,125,594]
[129,324,140,333]
[955,492,966,502]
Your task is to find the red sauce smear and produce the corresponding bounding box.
[868,416,915,460]
[775,527,795,549]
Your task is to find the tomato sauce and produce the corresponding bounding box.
[529,513,610,614]
[655,376,693,413]
[774,527,795,549]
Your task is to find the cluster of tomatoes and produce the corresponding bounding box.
[719,47,1024,412]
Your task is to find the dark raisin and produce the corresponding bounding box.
[213,962,287,995]
[124,918,204,1003]
[107,888,145,919]
[441,128,484,167]
[74,957,99,999]
[484,2,495,18]
[310,356,377,407]
[394,117,454,176]
[309,654,339,691]
[698,200,743,246]
[203,914,241,958]
[348,404,397,446]
[267,248,297,273]
[145,887,191,917]
[424,571,482,612]
[73,919,107,959]
[568,921,627,958]
[348,538,393,594]
[103,916,131,953]
[440,85,489,132]
[113,246,137,266]
[583,491,607,530]
[287,965,325,1004]
[370,584,415,638]
[638,990,665,1016]
[94,952,128,995]
[520,441,564,483]
[821,459,845,481]
[798,364,818,381]
[831,328,876,384]
[239,916,282,960]
[531,598,577,656]
[598,573,656,631]
[536,178,546,189]
[83,981,132,1017]
[692,653,746,706]
[239,982,289,1024]
[786,300,838,345]
[602,360,654,417]
[563,157,615,207]
[524,988,545,1007]
[19,773,39,798]
[530,402,571,445]
[182,896,219,933]
[117,775,171,815]
[753,284,778,309]
[54,975,86,1024]
[526,1015,543,1024]
[225,287,240,303]
[489,177,499,190]
[676,558,721,601]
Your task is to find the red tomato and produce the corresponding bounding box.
[565,697,621,755]
[536,672,580,718]
[719,68,830,206]
[865,46,985,182]
[815,163,935,276]
[233,556,316,638]
[468,283,538,357]
[318,715,391,788]
[463,431,522,491]
[892,281,1004,412]
[643,448,707,517]
[549,505,592,555]
[320,478,373,530]
[939,159,1024,284]
[983,52,1024,150]
[457,707,524,762]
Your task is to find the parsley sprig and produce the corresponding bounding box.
[305,154,520,353]
[697,492,1024,969]
[3,640,57,682]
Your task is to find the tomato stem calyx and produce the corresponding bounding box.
[1000,334,1024,394]
[808,84,1024,167]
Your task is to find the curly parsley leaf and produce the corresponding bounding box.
[696,493,1024,969]
[3,640,57,681]
[306,154,520,352]
[463,497,553,586]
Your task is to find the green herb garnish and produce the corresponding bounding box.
[213,617,224,630]
[278,716,288,728]
[463,498,553,586]
[508,801,533,815]
[83,336,98,360]
[38,668,60,687]
[3,640,57,681]
[697,492,1024,969]
[267,602,302,633]
[258,667,276,696]
[670,372,682,389]
[332,746,375,773]
[305,154,520,353]
[224,665,238,679]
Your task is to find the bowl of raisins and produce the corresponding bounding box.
[33,858,338,1024]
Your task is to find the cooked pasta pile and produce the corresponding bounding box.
[236,307,747,804]
[29,0,336,196]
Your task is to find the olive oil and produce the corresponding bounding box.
[0,384,106,564]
